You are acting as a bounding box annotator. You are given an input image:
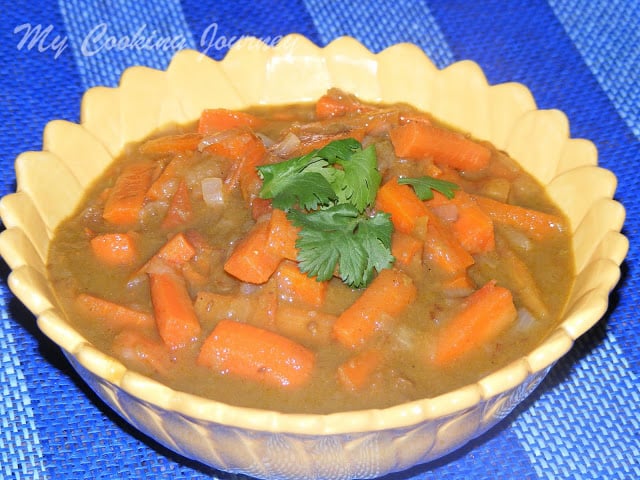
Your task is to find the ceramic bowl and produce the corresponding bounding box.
[0,35,628,480]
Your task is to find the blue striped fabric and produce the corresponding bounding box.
[1,1,638,479]
[58,0,196,88]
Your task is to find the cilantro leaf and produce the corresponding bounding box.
[314,137,361,164]
[287,205,394,288]
[398,176,459,200]
[351,212,394,287]
[257,155,336,210]
[333,145,381,212]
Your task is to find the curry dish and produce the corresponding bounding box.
[47,89,574,413]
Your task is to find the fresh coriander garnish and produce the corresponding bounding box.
[288,205,393,288]
[398,176,459,200]
[257,138,394,288]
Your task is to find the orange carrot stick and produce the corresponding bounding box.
[390,122,491,172]
[442,274,475,296]
[422,209,475,277]
[112,329,173,375]
[90,232,138,267]
[375,178,430,234]
[276,260,328,307]
[391,231,423,266]
[198,109,264,133]
[473,195,566,240]
[251,197,273,220]
[267,209,300,261]
[431,280,517,365]
[156,231,196,265]
[75,293,154,330]
[197,319,315,389]
[149,272,201,349]
[139,133,204,155]
[204,130,267,200]
[223,220,283,284]
[161,179,193,230]
[332,269,417,349]
[337,348,384,391]
[427,190,495,254]
[133,231,197,280]
[102,162,156,226]
[451,201,495,254]
[315,89,373,119]
[146,156,188,201]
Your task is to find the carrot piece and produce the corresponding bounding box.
[276,260,328,307]
[251,197,273,220]
[421,208,475,277]
[112,329,172,375]
[102,162,155,226]
[133,231,197,280]
[473,195,566,240]
[156,232,196,265]
[267,209,300,261]
[431,280,517,366]
[375,178,430,234]
[315,95,352,119]
[274,304,335,346]
[75,293,154,330]
[337,349,384,391]
[314,89,373,119]
[149,272,201,349]
[332,269,417,349]
[161,179,193,230]
[224,220,283,284]
[398,111,433,125]
[453,201,495,254]
[204,130,267,200]
[139,133,204,155]
[197,319,315,389]
[427,190,495,254]
[198,109,264,133]
[442,274,475,296]
[391,231,423,266]
[390,122,491,172]
[90,232,138,266]
[146,156,188,201]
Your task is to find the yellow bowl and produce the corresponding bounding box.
[0,35,628,479]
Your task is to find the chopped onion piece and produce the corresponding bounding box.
[500,226,533,252]
[271,131,301,157]
[514,307,537,333]
[256,132,275,147]
[201,177,224,206]
[239,282,259,295]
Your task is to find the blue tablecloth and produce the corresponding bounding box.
[1,1,638,479]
